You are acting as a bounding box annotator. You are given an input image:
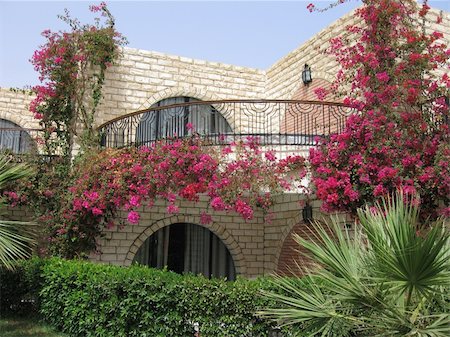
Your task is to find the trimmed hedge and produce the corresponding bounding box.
[0,257,45,315]
[0,258,298,336]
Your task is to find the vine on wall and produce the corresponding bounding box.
[30,2,127,156]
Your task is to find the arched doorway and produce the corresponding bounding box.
[136,97,232,145]
[133,223,236,280]
[0,119,34,154]
[277,221,319,276]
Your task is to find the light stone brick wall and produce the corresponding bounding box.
[90,196,266,278]
[3,205,34,222]
[89,193,349,278]
[0,88,38,129]
[264,10,359,101]
[95,48,266,127]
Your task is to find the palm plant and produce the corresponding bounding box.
[0,155,35,269]
[260,193,450,336]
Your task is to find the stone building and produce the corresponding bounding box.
[0,8,448,279]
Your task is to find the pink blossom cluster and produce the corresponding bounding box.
[89,2,107,13]
[28,2,125,133]
[62,135,307,236]
[3,191,27,207]
[321,0,449,115]
[310,110,449,219]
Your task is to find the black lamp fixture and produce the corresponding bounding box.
[302,63,312,85]
[302,203,313,223]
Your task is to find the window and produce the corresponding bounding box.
[134,223,236,280]
[0,119,33,154]
[136,97,232,146]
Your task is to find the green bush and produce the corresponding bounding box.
[1,258,300,336]
[0,257,45,315]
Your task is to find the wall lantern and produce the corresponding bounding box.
[302,64,312,85]
[302,203,313,223]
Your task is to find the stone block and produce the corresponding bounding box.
[100,254,118,262]
[117,247,130,255]
[101,246,117,254]
[112,232,127,240]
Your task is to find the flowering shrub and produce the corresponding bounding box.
[44,136,306,256]
[309,0,449,220]
[310,111,449,218]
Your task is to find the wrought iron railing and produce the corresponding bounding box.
[98,100,356,148]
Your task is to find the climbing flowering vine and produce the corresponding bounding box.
[1,3,127,256]
[309,0,449,220]
[30,2,127,156]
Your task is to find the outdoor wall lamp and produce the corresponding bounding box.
[302,203,313,223]
[302,64,312,85]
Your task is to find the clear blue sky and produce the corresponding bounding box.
[1,1,449,88]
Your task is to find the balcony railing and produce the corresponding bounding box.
[98,99,356,148]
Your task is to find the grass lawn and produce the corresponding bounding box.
[0,315,67,337]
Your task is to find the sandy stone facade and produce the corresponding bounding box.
[0,88,39,129]
[89,194,347,278]
[1,8,449,278]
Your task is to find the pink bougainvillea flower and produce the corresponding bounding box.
[200,212,213,225]
[375,71,390,83]
[129,195,140,207]
[92,207,103,216]
[166,204,179,214]
[186,122,194,131]
[127,211,140,224]
[314,87,328,101]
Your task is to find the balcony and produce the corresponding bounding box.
[98,99,356,149]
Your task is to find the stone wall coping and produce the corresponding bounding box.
[122,46,266,75]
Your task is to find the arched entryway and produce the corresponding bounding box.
[133,222,236,280]
[277,221,320,276]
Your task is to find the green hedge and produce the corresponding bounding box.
[0,257,45,315]
[1,258,299,336]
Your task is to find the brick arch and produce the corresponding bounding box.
[135,87,236,132]
[0,111,37,130]
[273,213,302,272]
[138,87,224,110]
[276,220,320,276]
[275,213,334,276]
[124,215,247,276]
